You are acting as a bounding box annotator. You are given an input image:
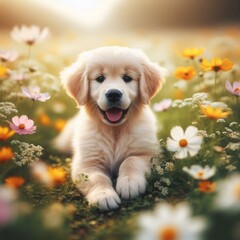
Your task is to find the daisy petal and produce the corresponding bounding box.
[184,126,198,139]
[167,138,179,152]
[175,148,188,159]
[170,126,184,141]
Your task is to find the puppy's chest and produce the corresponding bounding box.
[97,130,138,167]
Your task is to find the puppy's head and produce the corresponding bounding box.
[61,46,166,126]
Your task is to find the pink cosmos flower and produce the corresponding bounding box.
[0,50,18,62]
[10,72,27,82]
[226,81,240,97]
[10,115,36,135]
[21,86,50,102]
[10,25,49,45]
[153,99,172,112]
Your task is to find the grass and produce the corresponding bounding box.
[0,27,240,240]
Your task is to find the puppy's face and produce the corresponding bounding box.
[88,56,140,125]
[61,47,165,126]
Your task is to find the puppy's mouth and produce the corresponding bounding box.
[98,107,129,124]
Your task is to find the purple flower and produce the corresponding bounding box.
[10,115,36,135]
[226,81,240,96]
[21,86,50,102]
[0,50,18,62]
[153,99,172,112]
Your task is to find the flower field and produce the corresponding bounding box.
[0,25,240,240]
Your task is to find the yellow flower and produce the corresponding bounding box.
[174,66,196,81]
[54,119,67,132]
[201,58,233,72]
[0,65,8,78]
[201,105,231,120]
[48,166,66,186]
[0,126,15,141]
[38,113,51,126]
[5,176,25,188]
[180,47,204,59]
[0,147,14,163]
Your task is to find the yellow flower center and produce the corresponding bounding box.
[197,171,204,178]
[159,226,178,240]
[234,88,240,93]
[234,184,240,199]
[19,124,25,130]
[179,139,188,147]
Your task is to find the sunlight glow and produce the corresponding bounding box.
[38,0,121,28]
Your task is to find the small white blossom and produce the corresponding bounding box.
[167,126,203,159]
[183,165,216,180]
[11,140,43,166]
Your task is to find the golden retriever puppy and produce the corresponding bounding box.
[54,46,166,211]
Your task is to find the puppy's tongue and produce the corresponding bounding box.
[106,108,123,122]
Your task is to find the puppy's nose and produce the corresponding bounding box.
[106,89,122,103]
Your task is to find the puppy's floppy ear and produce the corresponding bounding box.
[140,61,167,104]
[60,53,88,106]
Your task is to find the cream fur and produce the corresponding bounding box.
[54,46,165,211]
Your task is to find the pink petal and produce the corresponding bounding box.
[19,115,29,124]
[233,82,240,89]
[24,119,34,129]
[225,81,233,93]
[10,123,18,131]
[11,116,20,126]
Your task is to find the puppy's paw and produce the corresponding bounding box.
[87,188,121,211]
[116,174,146,200]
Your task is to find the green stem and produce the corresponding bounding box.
[27,45,32,69]
[214,71,219,101]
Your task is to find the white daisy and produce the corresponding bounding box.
[136,202,206,240]
[11,25,49,45]
[183,165,216,180]
[215,174,240,210]
[0,50,18,62]
[167,126,203,159]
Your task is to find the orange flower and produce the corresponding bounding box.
[5,176,25,188]
[174,66,196,81]
[38,113,51,126]
[198,180,216,193]
[201,105,231,120]
[0,65,8,78]
[180,47,204,59]
[54,119,67,132]
[48,166,66,186]
[201,58,233,72]
[0,147,14,163]
[0,126,15,140]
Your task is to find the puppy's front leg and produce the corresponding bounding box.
[116,155,151,199]
[72,162,121,211]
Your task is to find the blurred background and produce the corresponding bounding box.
[1,0,240,64]
[1,0,240,33]
[1,1,240,240]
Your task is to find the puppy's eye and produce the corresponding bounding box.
[123,74,132,83]
[96,75,105,83]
